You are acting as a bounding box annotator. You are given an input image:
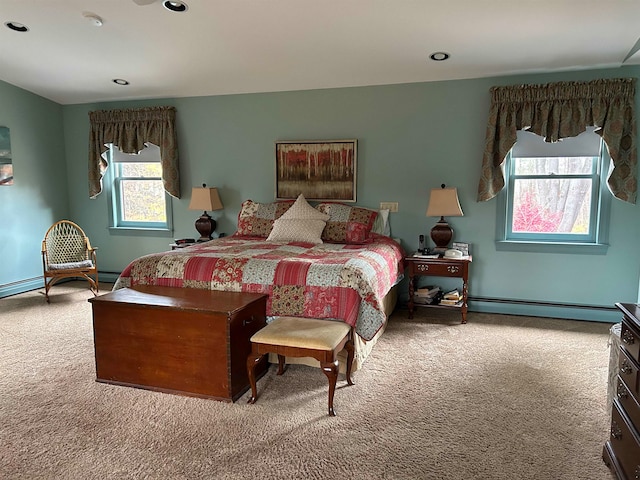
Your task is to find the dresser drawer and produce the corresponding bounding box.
[619,347,640,401]
[609,401,640,480]
[616,376,640,434]
[621,321,640,364]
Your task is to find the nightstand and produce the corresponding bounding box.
[405,255,472,323]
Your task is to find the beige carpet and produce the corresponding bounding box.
[0,282,614,480]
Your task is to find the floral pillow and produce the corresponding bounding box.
[315,202,378,244]
[235,199,294,237]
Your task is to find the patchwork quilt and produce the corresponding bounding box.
[113,234,404,340]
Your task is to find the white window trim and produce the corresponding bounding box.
[495,149,611,255]
[103,144,173,235]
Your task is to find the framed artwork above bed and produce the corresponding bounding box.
[275,139,357,202]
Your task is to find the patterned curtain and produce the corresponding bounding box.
[88,106,180,198]
[477,78,637,203]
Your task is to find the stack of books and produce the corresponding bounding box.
[413,285,441,305]
[440,289,462,306]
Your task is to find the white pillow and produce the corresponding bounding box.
[280,194,329,221]
[372,209,391,236]
[266,218,326,244]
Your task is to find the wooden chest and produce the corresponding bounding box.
[603,303,640,479]
[89,286,268,402]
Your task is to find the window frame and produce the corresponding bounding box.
[496,140,611,255]
[103,144,173,234]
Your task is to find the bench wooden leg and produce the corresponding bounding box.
[321,360,339,416]
[277,354,287,375]
[246,352,266,404]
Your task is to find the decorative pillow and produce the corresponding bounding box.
[372,209,391,236]
[266,218,326,244]
[280,194,330,221]
[315,203,378,244]
[236,199,294,237]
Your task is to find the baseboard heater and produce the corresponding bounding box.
[0,271,123,299]
[468,295,620,323]
[0,277,44,299]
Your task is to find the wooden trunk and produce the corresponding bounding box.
[89,286,268,402]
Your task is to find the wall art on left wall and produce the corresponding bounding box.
[0,126,12,186]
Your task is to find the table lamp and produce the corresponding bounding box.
[426,184,464,252]
[188,184,223,242]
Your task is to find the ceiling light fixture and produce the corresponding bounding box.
[163,1,188,12]
[112,79,130,86]
[83,12,104,27]
[429,52,450,62]
[5,22,29,32]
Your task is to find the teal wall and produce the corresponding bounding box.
[4,66,640,321]
[0,81,68,295]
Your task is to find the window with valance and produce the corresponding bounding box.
[477,78,637,204]
[88,106,180,199]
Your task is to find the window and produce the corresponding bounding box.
[497,128,610,254]
[104,143,172,232]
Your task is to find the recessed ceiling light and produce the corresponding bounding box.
[5,22,29,32]
[163,1,188,12]
[113,79,130,86]
[429,52,450,62]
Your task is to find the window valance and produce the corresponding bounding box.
[477,78,637,204]
[88,106,180,198]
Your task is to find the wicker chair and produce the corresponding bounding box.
[41,220,98,302]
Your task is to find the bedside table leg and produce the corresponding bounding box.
[408,274,415,319]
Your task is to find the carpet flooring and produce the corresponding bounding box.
[0,282,615,479]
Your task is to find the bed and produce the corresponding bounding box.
[112,196,405,372]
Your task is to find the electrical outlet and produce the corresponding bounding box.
[380,202,399,212]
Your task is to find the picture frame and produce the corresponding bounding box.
[0,126,13,186]
[275,139,357,202]
[452,242,470,256]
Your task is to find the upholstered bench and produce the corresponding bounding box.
[246,317,355,416]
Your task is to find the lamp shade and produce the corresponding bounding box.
[426,187,463,218]
[189,186,223,212]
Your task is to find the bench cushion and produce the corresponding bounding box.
[251,317,350,351]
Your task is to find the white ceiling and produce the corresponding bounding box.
[1,0,639,105]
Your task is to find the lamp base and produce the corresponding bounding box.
[195,211,216,242]
[430,217,453,252]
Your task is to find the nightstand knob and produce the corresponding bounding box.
[622,330,635,345]
[447,266,459,274]
[620,361,633,375]
[417,264,429,272]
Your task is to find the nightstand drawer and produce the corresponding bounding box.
[621,322,640,364]
[619,347,639,401]
[411,261,464,276]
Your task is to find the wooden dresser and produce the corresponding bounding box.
[603,303,640,479]
[89,286,268,402]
